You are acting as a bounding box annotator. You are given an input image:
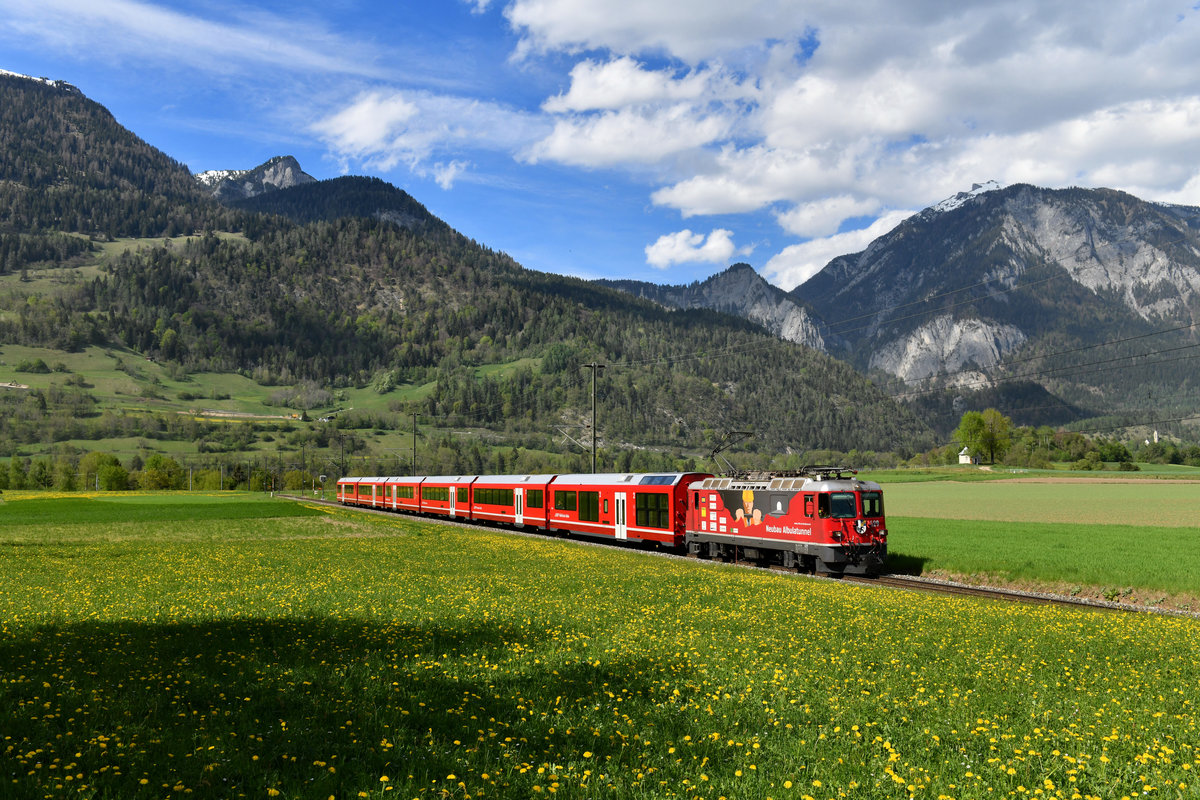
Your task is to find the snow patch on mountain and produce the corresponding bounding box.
[928,180,1003,215]
[0,68,77,92]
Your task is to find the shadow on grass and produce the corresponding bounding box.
[1,615,692,798]
[885,551,929,575]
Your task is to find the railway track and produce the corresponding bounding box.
[292,494,1188,617]
[841,573,1135,613]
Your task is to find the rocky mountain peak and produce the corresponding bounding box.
[598,262,837,352]
[195,155,316,202]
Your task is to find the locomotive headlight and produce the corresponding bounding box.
[832,531,843,541]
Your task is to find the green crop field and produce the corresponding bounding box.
[879,480,1200,606]
[1,493,1198,799]
[881,480,1200,527]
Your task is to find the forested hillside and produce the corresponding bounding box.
[0,74,234,238]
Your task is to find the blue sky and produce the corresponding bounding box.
[3,0,1200,289]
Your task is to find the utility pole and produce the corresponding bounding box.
[412,413,418,475]
[584,363,605,473]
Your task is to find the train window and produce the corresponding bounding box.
[829,492,857,519]
[861,491,884,518]
[398,486,414,499]
[527,490,543,509]
[603,498,609,515]
[476,488,514,506]
[555,491,577,511]
[579,492,600,522]
[457,487,468,503]
[635,492,670,528]
[422,486,450,502]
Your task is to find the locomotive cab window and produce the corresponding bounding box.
[825,492,856,519]
[861,491,884,518]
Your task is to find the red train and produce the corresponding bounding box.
[337,466,887,575]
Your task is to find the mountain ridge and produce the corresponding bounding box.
[195,155,317,202]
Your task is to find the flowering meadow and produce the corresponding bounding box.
[1,493,1198,799]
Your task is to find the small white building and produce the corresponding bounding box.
[958,447,977,465]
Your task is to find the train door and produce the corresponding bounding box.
[515,488,524,526]
[450,488,457,518]
[615,492,628,540]
[391,485,397,510]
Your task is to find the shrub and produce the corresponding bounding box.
[15,358,51,373]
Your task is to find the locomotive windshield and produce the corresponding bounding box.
[818,492,858,519]
[861,491,884,518]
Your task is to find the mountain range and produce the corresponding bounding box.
[0,69,935,469]
[3,65,1199,472]
[604,185,1200,431]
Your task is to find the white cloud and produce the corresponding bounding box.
[527,105,732,167]
[775,196,881,238]
[433,161,470,190]
[506,0,822,63]
[763,210,916,291]
[313,89,548,177]
[507,0,1200,283]
[542,56,721,112]
[645,228,744,269]
[311,91,420,167]
[0,0,388,78]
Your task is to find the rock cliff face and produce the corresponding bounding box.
[195,155,316,201]
[793,184,1200,386]
[599,263,838,351]
[867,315,1027,382]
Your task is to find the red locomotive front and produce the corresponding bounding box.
[684,467,887,576]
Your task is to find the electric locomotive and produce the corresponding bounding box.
[684,466,886,575]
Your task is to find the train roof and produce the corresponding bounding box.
[696,474,881,492]
[550,472,706,487]
[472,474,558,485]
[340,472,714,487]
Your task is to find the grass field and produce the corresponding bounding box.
[879,480,1200,606]
[881,481,1200,528]
[2,493,1198,799]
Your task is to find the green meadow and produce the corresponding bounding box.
[1,493,1198,799]
[879,480,1200,605]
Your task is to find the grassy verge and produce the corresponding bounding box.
[2,495,1198,799]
